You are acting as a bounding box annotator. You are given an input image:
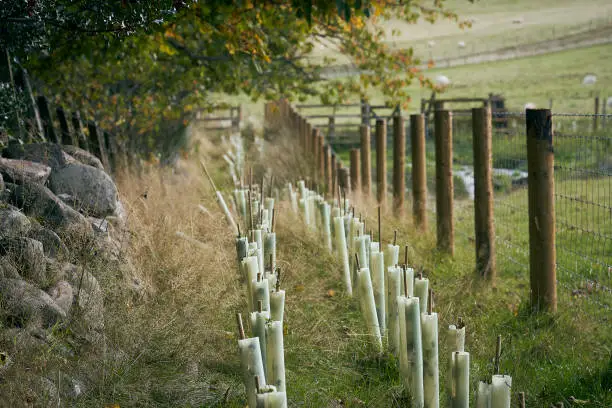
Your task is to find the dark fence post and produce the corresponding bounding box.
[36,96,58,143]
[375,118,387,207]
[526,109,557,312]
[71,112,88,150]
[328,116,335,140]
[312,128,320,183]
[350,148,361,193]
[338,166,350,194]
[360,124,372,196]
[392,113,405,216]
[331,153,338,200]
[593,96,599,132]
[325,145,332,198]
[434,109,454,255]
[318,133,325,183]
[410,114,427,230]
[55,106,73,145]
[103,131,116,173]
[87,121,110,171]
[361,98,370,126]
[472,107,496,280]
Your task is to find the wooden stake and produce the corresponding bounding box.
[518,392,526,408]
[355,253,361,270]
[403,266,408,296]
[257,272,262,282]
[494,334,502,375]
[254,376,261,394]
[428,289,434,314]
[248,190,254,232]
[271,208,276,233]
[276,269,281,292]
[457,317,464,329]
[236,313,245,340]
[200,160,217,192]
[393,230,397,246]
[404,245,408,266]
[378,206,382,245]
[258,300,263,313]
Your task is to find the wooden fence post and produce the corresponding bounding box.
[526,109,557,312]
[325,144,332,198]
[71,111,88,150]
[36,96,58,143]
[434,109,454,255]
[361,99,370,125]
[331,153,338,200]
[103,131,116,173]
[312,128,320,182]
[593,96,599,131]
[472,107,496,281]
[318,133,325,182]
[338,166,350,194]
[328,116,335,140]
[87,121,110,171]
[375,118,387,207]
[55,106,73,145]
[360,124,372,196]
[392,113,405,216]
[410,114,427,230]
[603,97,607,129]
[350,148,361,193]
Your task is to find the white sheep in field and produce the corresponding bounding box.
[435,75,451,86]
[524,102,536,110]
[607,96,612,107]
[457,41,466,48]
[427,40,436,48]
[582,74,597,85]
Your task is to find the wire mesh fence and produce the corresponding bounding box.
[552,113,611,309]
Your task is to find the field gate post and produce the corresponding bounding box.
[434,109,454,255]
[350,148,361,194]
[410,114,427,230]
[375,118,387,207]
[593,96,599,131]
[472,107,496,281]
[526,109,557,312]
[392,112,406,216]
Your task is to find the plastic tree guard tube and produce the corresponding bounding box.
[288,183,298,214]
[491,375,512,408]
[421,312,439,408]
[331,207,341,252]
[414,276,429,313]
[447,325,466,352]
[265,321,287,394]
[254,230,265,277]
[334,216,352,296]
[238,337,266,408]
[387,266,402,354]
[308,196,317,230]
[476,382,491,408]
[252,279,271,313]
[236,237,248,276]
[234,189,248,221]
[265,272,277,293]
[358,267,383,350]
[321,202,332,252]
[398,296,424,407]
[384,244,400,324]
[264,198,275,230]
[363,234,371,267]
[370,251,386,332]
[216,191,238,235]
[264,232,276,272]
[404,267,415,297]
[256,391,287,408]
[243,256,259,311]
[353,236,368,295]
[251,310,271,374]
[369,242,380,269]
[450,352,470,408]
[270,290,285,323]
[298,180,306,198]
[298,198,310,226]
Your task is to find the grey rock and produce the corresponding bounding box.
[47,280,73,314]
[0,237,46,285]
[7,181,91,233]
[61,145,104,170]
[63,264,103,331]
[0,206,31,237]
[0,258,20,279]
[88,217,109,234]
[0,157,52,184]
[0,172,4,190]
[0,278,66,328]
[28,226,68,259]
[2,142,73,170]
[48,163,118,217]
